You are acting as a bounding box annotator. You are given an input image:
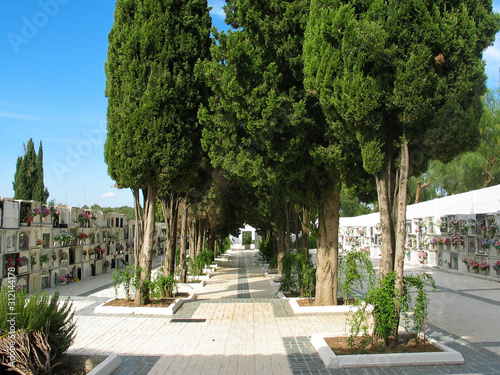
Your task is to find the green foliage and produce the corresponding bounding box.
[401,273,436,342]
[105,0,212,193]
[112,266,136,300]
[339,250,376,302]
[13,139,49,203]
[347,271,436,349]
[151,267,178,299]
[259,237,274,262]
[242,231,252,245]
[408,89,500,202]
[279,253,299,294]
[91,204,135,219]
[278,252,316,298]
[0,286,76,356]
[187,250,214,276]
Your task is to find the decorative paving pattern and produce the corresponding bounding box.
[112,356,161,375]
[238,248,251,298]
[283,325,500,375]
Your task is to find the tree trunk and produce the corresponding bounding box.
[285,203,291,254]
[134,184,158,306]
[163,193,179,278]
[301,205,310,262]
[189,218,197,261]
[375,151,396,280]
[393,141,409,344]
[374,142,410,347]
[276,224,286,274]
[197,220,206,256]
[314,170,341,306]
[179,198,188,283]
[132,189,143,268]
[208,231,216,255]
[414,180,430,203]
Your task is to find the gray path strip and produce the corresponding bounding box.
[237,248,251,298]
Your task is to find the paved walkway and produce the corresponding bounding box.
[48,249,500,375]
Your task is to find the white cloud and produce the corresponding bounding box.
[0,111,39,121]
[102,192,116,198]
[208,0,225,18]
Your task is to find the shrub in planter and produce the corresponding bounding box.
[0,286,76,373]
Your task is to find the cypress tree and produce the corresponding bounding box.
[13,138,49,203]
[105,0,212,305]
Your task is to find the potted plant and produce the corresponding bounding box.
[417,250,427,264]
[479,262,490,275]
[493,261,500,276]
[40,254,50,268]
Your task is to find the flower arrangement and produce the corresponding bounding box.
[462,257,470,265]
[478,220,487,233]
[451,233,464,247]
[103,260,110,269]
[59,276,68,283]
[96,247,106,256]
[493,261,500,271]
[489,221,498,235]
[449,219,460,230]
[59,250,68,260]
[82,249,88,257]
[480,239,491,249]
[77,233,89,240]
[417,250,428,262]
[34,207,51,217]
[36,239,43,246]
[50,206,60,217]
[23,209,36,224]
[494,241,500,250]
[430,237,438,245]
[469,259,479,271]
[40,254,50,264]
[115,243,124,251]
[73,277,80,282]
[30,254,37,266]
[52,251,57,261]
[479,262,490,271]
[78,211,97,224]
[438,218,447,231]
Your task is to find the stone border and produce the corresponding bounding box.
[88,354,122,375]
[310,333,464,369]
[288,298,372,314]
[178,280,206,289]
[94,293,197,316]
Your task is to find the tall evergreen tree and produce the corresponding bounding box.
[33,142,49,203]
[304,0,499,345]
[13,139,49,203]
[105,0,212,305]
[201,0,373,304]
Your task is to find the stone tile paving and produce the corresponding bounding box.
[53,249,500,374]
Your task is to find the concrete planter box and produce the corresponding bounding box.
[288,298,373,314]
[94,293,196,316]
[311,333,464,369]
[62,353,122,375]
[178,280,207,289]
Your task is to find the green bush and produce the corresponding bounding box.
[278,253,299,294]
[0,286,76,358]
[339,250,375,302]
[111,265,136,300]
[151,267,178,298]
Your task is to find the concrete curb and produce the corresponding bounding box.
[87,354,122,375]
[311,333,464,369]
[94,293,197,315]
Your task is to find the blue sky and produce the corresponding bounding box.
[0,0,499,208]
